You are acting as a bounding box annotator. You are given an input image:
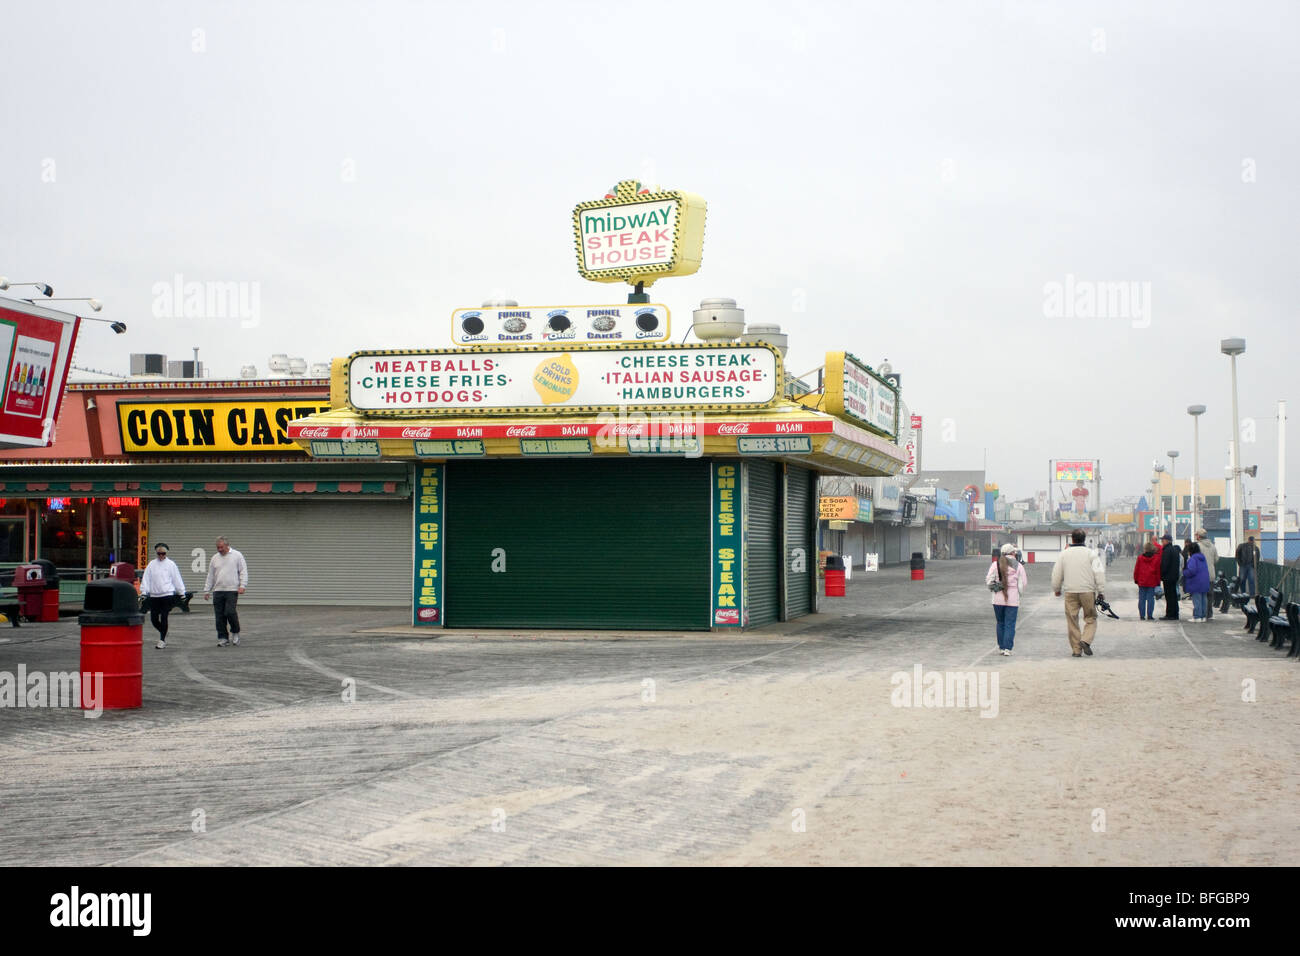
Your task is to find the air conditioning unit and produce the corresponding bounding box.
[167,360,203,379]
[130,353,167,376]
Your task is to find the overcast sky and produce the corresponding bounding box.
[3,0,1296,503]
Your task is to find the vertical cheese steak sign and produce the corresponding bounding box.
[347,343,781,415]
[573,179,707,287]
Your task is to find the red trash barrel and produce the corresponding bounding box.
[910,552,925,581]
[40,587,60,622]
[824,554,846,596]
[825,568,846,596]
[79,579,145,711]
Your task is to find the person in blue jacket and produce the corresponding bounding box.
[1183,541,1212,622]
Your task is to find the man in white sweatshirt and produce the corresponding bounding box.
[141,542,187,649]
[203,536,248,647]
[1051,528,1106,657]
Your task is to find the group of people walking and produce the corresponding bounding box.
[980,526,1264,656]
[140,536,249,649]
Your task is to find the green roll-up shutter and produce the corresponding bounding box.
[745,459,780,627]
[444,457,711,630]
[784,465,813,619]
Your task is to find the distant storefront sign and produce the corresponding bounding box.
[346,344,781,416]
[823,352,899,441]
[819,496,858,520]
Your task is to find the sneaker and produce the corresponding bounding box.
[155,640,166,649]
[1006,649,1013,656]
[217,639,230,647]
[231,634,240,646]
[1081,642,1093,656]
[1072,652,1082,657]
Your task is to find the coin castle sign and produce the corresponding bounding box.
[572,180,707,288]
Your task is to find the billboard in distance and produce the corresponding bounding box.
[1054,460,1095,481]
[0,298,80,448]
[1052,459,1098,517]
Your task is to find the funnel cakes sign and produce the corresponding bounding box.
[346,343,781,416]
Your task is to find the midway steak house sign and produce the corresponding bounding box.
[572,180,707,285]
[346,344,781,415]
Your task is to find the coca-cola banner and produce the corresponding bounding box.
[346,344,781,415]
[289,418,836,442]
[0,298,80,449]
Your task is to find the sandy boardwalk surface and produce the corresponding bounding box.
[2,564,1297,866]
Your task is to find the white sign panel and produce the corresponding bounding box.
[451,304,670,347]
[842,363,897,438]
[347,345,781,415]
[578,199,677,272]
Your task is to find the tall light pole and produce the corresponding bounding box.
[1154,462,1166,542]
[1168,450,1180,540]
[1221,338,1246,554]
[1188,406,1205,545]
[1150,470,1161,543]
[1279,400,1288,567]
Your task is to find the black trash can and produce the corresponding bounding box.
[910,552,925,580]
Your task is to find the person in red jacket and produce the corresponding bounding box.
[1133,539,1163,620]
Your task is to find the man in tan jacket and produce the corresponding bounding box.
[1051,528,1106,657]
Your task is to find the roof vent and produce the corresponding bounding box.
[692,297,745,341]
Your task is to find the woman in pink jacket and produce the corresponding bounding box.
[985,542,1028,656]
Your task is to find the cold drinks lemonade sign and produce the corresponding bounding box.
[347,344,781,415]
[573,180,707,286]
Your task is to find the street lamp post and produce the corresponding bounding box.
[1150,472,1160,543]
[1221,338,1246,554]
[1168,450,1180,540]
[1188,406,1205,548]
[1154,462,1166,542]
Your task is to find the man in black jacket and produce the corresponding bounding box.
[1235,535,1260,596]
[1159,532,1183,620]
